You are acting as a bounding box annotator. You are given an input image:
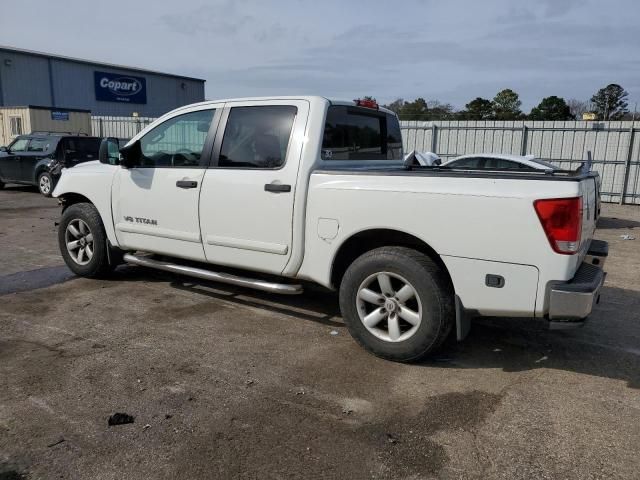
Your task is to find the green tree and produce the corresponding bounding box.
[425,100,456,120]
[397,98,430,120]
[492,89,522,120]
[462,97,493,120]
[590,84,629,120]
[567,99,589,119]
[383,98,404,115]
[529,96,574,120]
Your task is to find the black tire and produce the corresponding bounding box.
[339,247,454,362]
[37,172,54,197]
[0,179,5,190]
[58,203,114,278]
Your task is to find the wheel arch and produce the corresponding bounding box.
[34,165,49,184]
[330,228,453,291]
[58,192,94,212]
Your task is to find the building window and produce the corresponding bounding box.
[9,117,23,136]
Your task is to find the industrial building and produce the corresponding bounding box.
[0,46,206,118]
[0,105,91,146]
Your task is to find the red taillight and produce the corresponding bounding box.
[354,98,379,109]
[534,197,582,254]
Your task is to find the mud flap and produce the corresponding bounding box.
[455,295,471,341]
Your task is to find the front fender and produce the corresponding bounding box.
[53,161,119,246]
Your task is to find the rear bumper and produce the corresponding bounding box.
[585,239,608,268]
[548,259,606,322]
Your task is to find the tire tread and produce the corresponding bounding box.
[339,246,454,362]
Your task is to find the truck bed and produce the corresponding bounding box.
[314,164,599,182]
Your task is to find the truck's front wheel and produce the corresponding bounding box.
[58,203,114,278]
[339,247,454,362]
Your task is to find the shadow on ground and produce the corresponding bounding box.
[108,266,640,390]
[597,216,640,229]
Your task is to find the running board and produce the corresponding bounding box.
[123,253,303,295]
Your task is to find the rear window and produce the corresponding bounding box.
[322,106,402,161]
[62,137,101,163]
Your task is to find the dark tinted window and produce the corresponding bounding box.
[219,106,297,169]
[483,158,532,170]
[140,109,215,167]
[27,138,51,152]
[322,106,403,160]
[446,157,483,169]
[62,138,102,163]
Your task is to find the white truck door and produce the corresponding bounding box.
[113,106,222,261]
[199,100,309,274]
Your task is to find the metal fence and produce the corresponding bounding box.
[401,120,640,205]
[90,116,640,205]
[92,116,156,141]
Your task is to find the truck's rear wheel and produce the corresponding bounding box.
[339,247,454,362]
[58,203,114,278]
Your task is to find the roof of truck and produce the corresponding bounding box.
[177,96,396,115]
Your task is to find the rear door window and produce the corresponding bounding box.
[27,138,51,152]
[218,106,297,169]
[322,106,402,161]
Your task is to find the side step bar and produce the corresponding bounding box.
[123,253,303,295]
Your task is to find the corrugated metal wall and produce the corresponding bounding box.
[0,48,205,117]
[401,120,640,205]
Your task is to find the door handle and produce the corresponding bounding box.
[264,183,291,193]
[176,180,198,189]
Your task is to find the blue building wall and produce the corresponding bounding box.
[0,47,205,117]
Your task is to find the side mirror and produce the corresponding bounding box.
[119,140,142,168]
[0,146,7,153]
[99,137,121,165]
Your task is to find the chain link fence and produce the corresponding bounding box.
[90,116,640,205]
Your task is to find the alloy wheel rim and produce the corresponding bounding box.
[356,271,423,342]
[40,175,51,194]
[65,219,94,265]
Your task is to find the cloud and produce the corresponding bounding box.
[1,0,638,111]
[159,2,253,36]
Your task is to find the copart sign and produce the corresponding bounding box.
[94,71,147,104]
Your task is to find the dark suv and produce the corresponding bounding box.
[0,133,101,196]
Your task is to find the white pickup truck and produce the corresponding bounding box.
[53,96,607,361]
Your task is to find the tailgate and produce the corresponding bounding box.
[579,175,599,261]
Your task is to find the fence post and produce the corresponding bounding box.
[98,118,103,137]
[431,124,438,153]
[520,125,528,156]
[619,126,635,205]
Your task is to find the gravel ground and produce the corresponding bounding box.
[0,186,639,480]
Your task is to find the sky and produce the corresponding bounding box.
[1,0,639,111]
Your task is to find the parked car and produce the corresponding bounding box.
[52,96,607,362]
[442,153,557,171]
[0,133,102,196]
